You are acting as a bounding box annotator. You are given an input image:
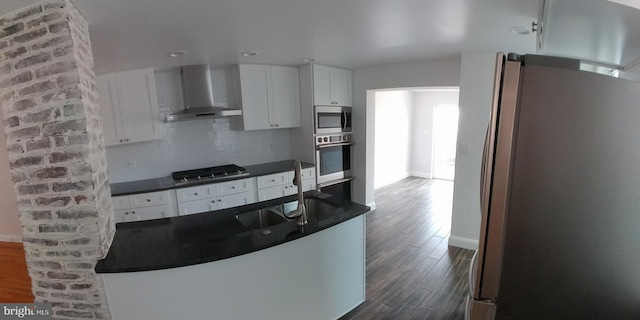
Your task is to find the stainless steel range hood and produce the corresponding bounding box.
[165,65,242,122]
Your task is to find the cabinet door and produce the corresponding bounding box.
[330,68,352,106]
[271,66,300,129]
[97,75,125,146]
[312,65,332,105]
[238,65,273,130]
[130,205,172,221]
[178,199,218,216]
[115,68,161,144]
[218,192,253,209]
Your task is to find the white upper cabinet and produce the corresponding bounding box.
[312,64,352,106]
[271,66,301,128]
[233,64,301,130]
[97,68,161,146]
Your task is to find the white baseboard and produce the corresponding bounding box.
[448,236,478,250]
[0,234,23,242]
[366,202,376,211]
[410,171,432,179]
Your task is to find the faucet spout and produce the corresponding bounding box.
[283,160,308,225]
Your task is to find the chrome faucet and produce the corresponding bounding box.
[283,160,308,225]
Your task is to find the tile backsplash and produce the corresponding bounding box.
[105,68,293,183]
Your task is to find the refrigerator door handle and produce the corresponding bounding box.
[469,250,478,297]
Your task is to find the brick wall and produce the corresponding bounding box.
[0,1,114,319]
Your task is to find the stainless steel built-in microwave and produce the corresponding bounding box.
[314,106,352,134]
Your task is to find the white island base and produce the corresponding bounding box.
[102,215,365,320]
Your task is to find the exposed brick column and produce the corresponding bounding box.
[0,1,114,319]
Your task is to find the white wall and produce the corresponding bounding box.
[106,68,293,183]
[0,109,22,242]
[373,91,413,188]
[352,57,461,208]
[449,52,498,250]
[411,90,459,179]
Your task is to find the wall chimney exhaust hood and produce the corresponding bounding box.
[165,65,242,122]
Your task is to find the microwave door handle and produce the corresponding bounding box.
[342,110,347,130]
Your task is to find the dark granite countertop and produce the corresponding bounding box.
[110,160,315,197]
[95,191,369,273]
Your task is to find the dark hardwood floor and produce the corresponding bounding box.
[340,177,474,320]
[0,241,34,303]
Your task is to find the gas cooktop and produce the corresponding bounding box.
[171,164,249,186]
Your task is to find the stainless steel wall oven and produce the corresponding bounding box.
[315,133,353,185]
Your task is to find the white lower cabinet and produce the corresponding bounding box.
[177,178,256,216]
[114,166,316,221]
[112,190,177,223]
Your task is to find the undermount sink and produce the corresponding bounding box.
[236,208,288,229]
[283,197,339,222]
[236,196,341,230]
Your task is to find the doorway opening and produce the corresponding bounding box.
[432,104,459,181]
[372,88,460,189]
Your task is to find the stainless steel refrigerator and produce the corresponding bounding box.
[467,53,640,320]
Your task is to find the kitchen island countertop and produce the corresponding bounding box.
[109,159,315,197]
[95,190,369,273]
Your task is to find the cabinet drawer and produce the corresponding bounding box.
[130,204,173,221]
[215,178,254,196]
[219,192,253,209]
[114,209,129,223]
[302,178,316,192]
[178,198,218,216]
[257,184,296,201]
[129,190,171,208]
[300,167,315,180]
[112,196,130,210]
[257,171,292,189]
[176,185,215,202]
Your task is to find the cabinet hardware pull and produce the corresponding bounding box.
[194,193,198,196]
[147,199,151,202]
[119,139,123,143]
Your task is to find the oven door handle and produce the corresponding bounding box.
[317,176,354,188]
[316,142,354,149]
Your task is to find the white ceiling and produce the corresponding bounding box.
[3,0,640,73]
[1,0,542,73]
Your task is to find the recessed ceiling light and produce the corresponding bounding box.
[168,50,188,57]
[509,26,531,35]
[303,58,315,62]
[241,51,259,57]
